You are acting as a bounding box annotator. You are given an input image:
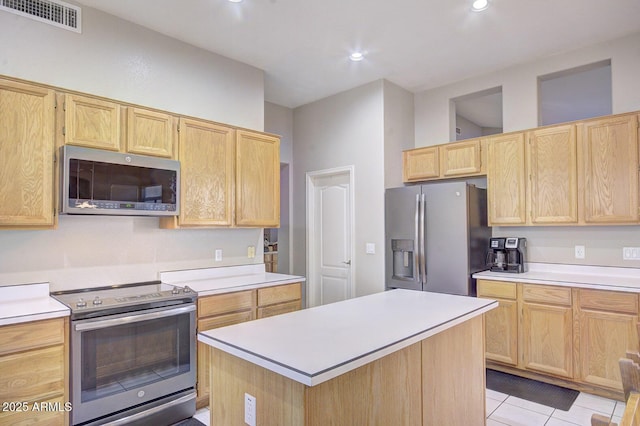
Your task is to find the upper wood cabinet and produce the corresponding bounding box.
[235,130,280,228]
[487,132,527,225]
[403,138,485,183]
[403,146,439,182]
[440,139,483,178]
[177,118,235,227]
[527,124,578,224]
[64,93,122,151]
[578,113,639,224]
[0,79,56,228]
[127,107,175,158]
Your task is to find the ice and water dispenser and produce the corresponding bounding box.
[391,239,415,280]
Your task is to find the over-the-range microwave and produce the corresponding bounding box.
[60,145,180,216]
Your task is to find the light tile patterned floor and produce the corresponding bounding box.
[194,388,624,426]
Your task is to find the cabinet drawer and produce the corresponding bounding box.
[522,284,572,306]
[257,283,301,307]
[477,280,516,300]
[198,290,255,317]
[257,300,302,319]
[198,310,253,331]
[0,345,64,401]
[579,289,638,314]
[0,318,65,356]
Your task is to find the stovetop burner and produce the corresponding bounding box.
[51,281,196,320]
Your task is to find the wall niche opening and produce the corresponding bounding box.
[538,60,612,126]
[452,87,503,141]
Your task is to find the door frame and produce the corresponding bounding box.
[305,165,356,307]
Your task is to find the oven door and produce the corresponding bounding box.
[71,304,196,425]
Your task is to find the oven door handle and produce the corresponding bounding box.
[74,304,195,331]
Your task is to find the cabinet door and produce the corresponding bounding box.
[0,80,55,228]
[521,302,573,378]
[178,118,235,226]
[235,130,280,227]
[64,94,121,151]
[440,139,482,178]
[578,309,638,390]
[483,298,518,366]
[487,133,527,225]
[127,107,175,158]
[527,125,578,224]
[403,146,439,182]
[578,114,639,224]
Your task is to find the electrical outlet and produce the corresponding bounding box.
[244,393,256,426]
[574,245,585,259]
[215,249,223,262]
[247,245,255,258]
[623,247,640,260]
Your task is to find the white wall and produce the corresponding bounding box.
[292,80,386,296]
[455,115,482,140]
[383,81,415,189]
[414,31,640,268]
[415,32,640,145]
[0,5,267,289]
[264,102,294,274]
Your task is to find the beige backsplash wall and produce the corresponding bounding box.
[0,216,263,291]
[493,226,640,268]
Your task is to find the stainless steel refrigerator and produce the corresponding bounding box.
[385,181,491,295]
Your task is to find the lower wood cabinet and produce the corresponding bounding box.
[196,283,302,408]
[480,279,640,399]
[0,317,68,425]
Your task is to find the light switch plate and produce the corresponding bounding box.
[365,243,375,254]
[247,246,255,258]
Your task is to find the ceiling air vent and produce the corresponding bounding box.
[1,0,81,33]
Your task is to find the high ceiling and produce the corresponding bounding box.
[74,0,640,109]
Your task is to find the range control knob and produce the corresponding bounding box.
[183,286,192,293]
[76,298,87,308]
[171,286,180,295]
[93,296,103,306]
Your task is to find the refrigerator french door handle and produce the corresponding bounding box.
[420,194,427,288]
[414,193,421,285]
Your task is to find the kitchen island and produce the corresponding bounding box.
[198,289,497,425]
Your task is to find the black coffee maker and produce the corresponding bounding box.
[487,237,527,273]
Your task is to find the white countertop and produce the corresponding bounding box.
[473,263,640,292]
[0,282,70,326]
[198,289,497,386]
[160,264,305,296]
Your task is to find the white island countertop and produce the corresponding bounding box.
[0,282,70,326]
[473,262,640,293]
[198,289,497,386]
[160,264,305,296]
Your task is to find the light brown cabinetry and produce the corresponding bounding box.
[0,317,68,425]
[578,114,639,224]
[176,118,235,227]
[64,93,122,151]
[0,79,56,229]
[477,280,518,366]
[486,132,527,225]
[576,289,639,391]
[264,252,278,272]
[126,107,175,158]
[235,130,280,227]
[520,284,573,378]
[403,138,485,183]
[196,283,302,408]
[527,124,578,224]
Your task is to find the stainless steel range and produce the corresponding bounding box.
[51,281,197,426]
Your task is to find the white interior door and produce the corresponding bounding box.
[307,167,354,307]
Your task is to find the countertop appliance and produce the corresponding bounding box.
[385,181,491,296]
[51,282,196,426]
[487,237,527,273]
[60,145,180,216]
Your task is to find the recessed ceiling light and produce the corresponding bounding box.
[349,52,365,62]
[228,0,243,3]
[471,0,489,11]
